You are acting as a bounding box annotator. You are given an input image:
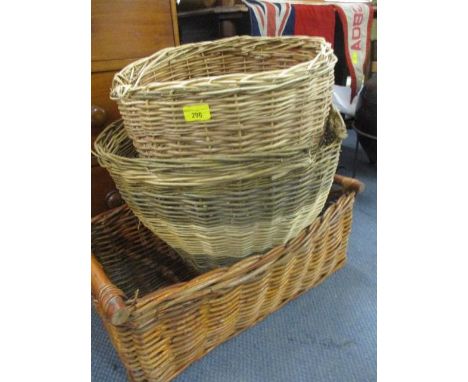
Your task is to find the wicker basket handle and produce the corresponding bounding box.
[91,255,130,325]
[333,174,365,194]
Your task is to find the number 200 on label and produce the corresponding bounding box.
[183,104,211,122]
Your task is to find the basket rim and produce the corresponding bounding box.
[93,105,345,163]
[93,119,320,163]
[92,107,346,187]
[110,35,337,99]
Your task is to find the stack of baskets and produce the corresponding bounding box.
[94,35,346,271]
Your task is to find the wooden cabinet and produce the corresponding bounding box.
[91,166,122,214]
[91,0,179,216]
[92,0,178,64]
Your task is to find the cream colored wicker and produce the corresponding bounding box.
[110,35,337,159]
[94,106,346,270]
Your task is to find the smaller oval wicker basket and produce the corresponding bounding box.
[94,106,346,270]
[110,35,337,159]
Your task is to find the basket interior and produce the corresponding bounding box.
[91,206,199,299]
[136,39,322,86]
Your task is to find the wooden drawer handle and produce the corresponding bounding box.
[91,104,107,129]
[105,190,123,209]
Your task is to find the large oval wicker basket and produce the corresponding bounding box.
[110,35,337,159]
[94,107,346,270]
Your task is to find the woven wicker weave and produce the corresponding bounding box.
[110,35,337,159]
[94,106,346,270]
[91,175,363,382]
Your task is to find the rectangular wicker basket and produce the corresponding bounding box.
[91,174,363,382]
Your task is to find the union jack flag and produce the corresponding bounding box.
[244,0,295,36]
[243,0,374,101]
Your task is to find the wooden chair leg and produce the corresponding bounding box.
[352,132,360,178]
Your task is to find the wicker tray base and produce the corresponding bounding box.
[91,175,362,382]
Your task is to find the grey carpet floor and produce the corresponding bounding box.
[91,129,377,381]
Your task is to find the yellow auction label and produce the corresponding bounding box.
[183,104,211,122]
